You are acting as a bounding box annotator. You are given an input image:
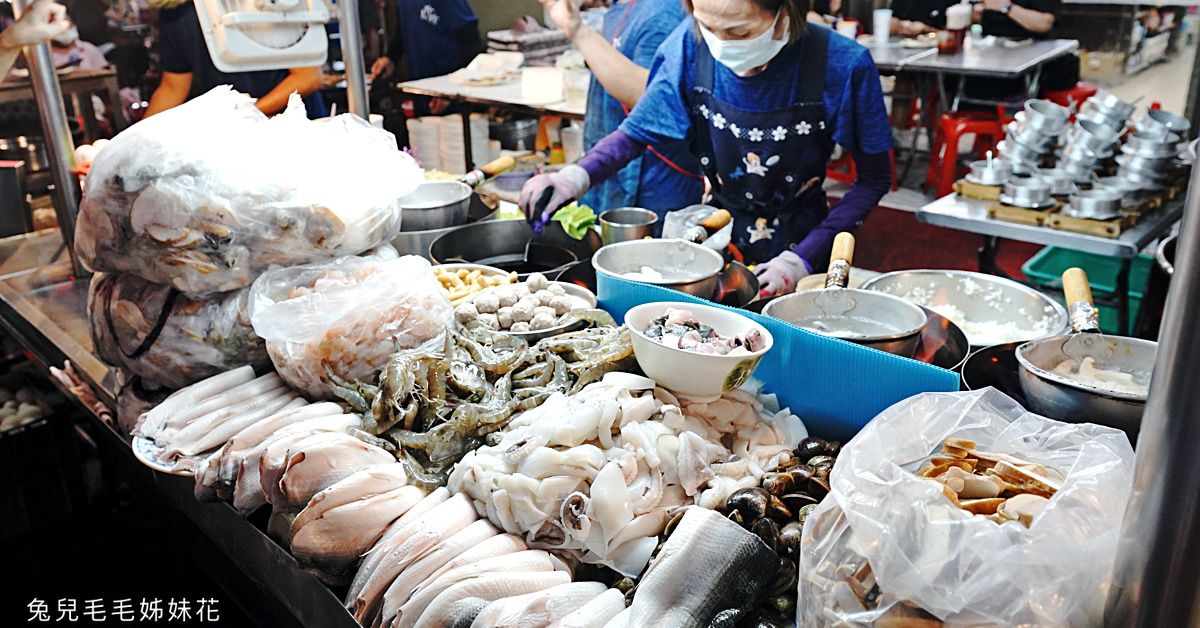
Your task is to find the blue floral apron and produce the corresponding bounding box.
[689,26,834,266]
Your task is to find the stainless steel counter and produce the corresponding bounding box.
[0,230,360,628]
[903,38,1081,79]
[870,44,938,73]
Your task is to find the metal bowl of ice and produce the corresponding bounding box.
[859,270,1069,350]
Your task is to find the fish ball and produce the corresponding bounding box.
[530,313,556,331]
[455,302,479,324]
[478,313,501,331]
[548,284,566,296]
[527,272,549,292]
[549,296,573,316]
[512,301,535,322]
[510,322,531,333]
[535,290,554,306]
[474,293,501,314]
[497,307,514,329]
[534,306,556,319]
[496,288,520,308]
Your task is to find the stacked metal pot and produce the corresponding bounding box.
[1058,119,1121,182]
[1000,100,1070,175]
[1114,108,1191,190]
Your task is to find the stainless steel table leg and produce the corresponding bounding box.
[899,74,934,186]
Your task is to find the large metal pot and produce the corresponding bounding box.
[430,219,579,279]
[860,269,1069,349]
[1000,176,1053,208]
[1016,268,1156,437]
[966,152,1011,186]
[398,181,472,232]
[0,136,48,172]
[763,233,926,357]
[392,193,499,257]
[1135,109,1191,137]
[1036,168,1077,196]
[592,238,724,298]
[1065,119,1120,154]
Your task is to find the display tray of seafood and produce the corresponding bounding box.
[122,274,830,628]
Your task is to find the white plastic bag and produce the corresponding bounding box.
[799,388,1135,628]
[88,271,270,390]
[248,250,453,400]
[661,204,733,251]
[76,87,423,296]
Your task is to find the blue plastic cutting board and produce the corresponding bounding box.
[597,272,961,442]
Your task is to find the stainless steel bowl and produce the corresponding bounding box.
[1022,100,1070,134]
[1088,89,1137,120]
[592,239,725,299]
[398,181,473,232]
[1065,120,1120,154]
[998,139,1048,164]
[1036,168,1078,195]
[1116,153,1174,177]
[762,287,927,357]
[860,269,1069,349]
[599,208,657,245]
[1001,177,1053,208]
[1065,188,1124,221]
[1016,333,1156,435]
[1095,176,1145,208]
[1006,121,1059,150]
[966,156,1012,186]
[1116,166,1169,190]
[1123,131,1183,157]
[1135,108,1191,137]
[1059,158,1100,182]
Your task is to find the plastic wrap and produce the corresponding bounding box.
[88,272,270,390]
[248,251,453,400]
[661,204,733,251]
[798,388,1135,627]
[76,87,423,296]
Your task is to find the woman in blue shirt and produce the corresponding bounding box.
[540,0,702,221]
[519,0,894,295]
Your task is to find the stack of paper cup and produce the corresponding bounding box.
[873,9,892,44]
[439,113,491,174]
[405,117,442,171]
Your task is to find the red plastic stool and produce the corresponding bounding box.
[1043,82,1099,114]
[827,149,900,191]
[924,111,1006,198]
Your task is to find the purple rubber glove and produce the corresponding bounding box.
[518,165,590,232]
[755,250,810,296]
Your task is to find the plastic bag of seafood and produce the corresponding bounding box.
[75,87,422,296]
[248,251,453,400]
[798,388,1134,628]
[88,272,271,390]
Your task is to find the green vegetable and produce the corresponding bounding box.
[551,203,597,240]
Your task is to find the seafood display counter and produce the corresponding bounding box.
[0,229,363,628]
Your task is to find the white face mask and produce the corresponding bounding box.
[698,10,789,75]
[52,26,80,46]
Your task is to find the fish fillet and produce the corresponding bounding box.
[410,533,528,596]
[216,402,345,493]
[350,487,451,605]
[552,588,627,628]
[277,433,396,513]
[412,572,572,628]
[625,507,776,628]
[375,519,500,628]
[291,484,427,582]
[349,492,477,625]
[396,550,556,628]
[161,385,294,458]
[146,373,282,441]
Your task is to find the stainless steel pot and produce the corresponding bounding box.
[966,152,1011,186]
[1116,166,1169,190]
[1006,121,1059,150]
[1036,168,1078,195]
[398,181,472,232]
[860,269,1069,349]
[1000,176,1053,208]
[1016,268,1156,436]
[0,136,48,172]
[391,199,500,258]
[1095,176,1145,208]
[1116,153,1174,178]
[1060,157,1100,183]
[430,220,580,280]
[762,233,926,357]
[1065,119,1120,153]
[1064,188,1124,221]
[592,238,724,298]
[1022,100,1070,135]
[1135,109,1191,137]
[1124,131,1183,156]
[1088,89,1137,120]
[997,140,1047,173]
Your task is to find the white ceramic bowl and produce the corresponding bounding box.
[624,301,773,397]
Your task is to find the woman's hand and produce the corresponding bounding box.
[518,165,591,230]
[370,56,395,81]
[754,251,810,296]
[538,0,585,41]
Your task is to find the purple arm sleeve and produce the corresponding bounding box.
[793,150,893,267]
[578,129,647,185]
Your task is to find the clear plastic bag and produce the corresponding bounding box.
[247,250,453,400]
[799,388,1135,628]
[76,87,423,296]
[88,271,271,390]
[661,204,733,251]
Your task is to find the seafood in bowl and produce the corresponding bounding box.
[642,307,767,356]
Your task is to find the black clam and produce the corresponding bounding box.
[807,455,835,467]
[796,437,828,460]
[751,517,781,553]
[769,556,798,596]
[779,492,819,514]
[785,463,814,483]
[727,487,771,522]
[779,521,804,552]
[796,503,819,527]
[767,595,796,619]
[761,472,794,496]
[766,495,792,521]
[808,476,831,501]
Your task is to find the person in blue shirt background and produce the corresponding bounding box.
[370,0,483,116]
[520,0,894,296]
[538,0,702,225]
[144,0,325,119]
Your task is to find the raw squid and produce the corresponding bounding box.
[211,402,346,498]
[276,433,396,512]
[138,372,282,442]
[134,365,256,438]
[625,507,777,627]
[554,588,627,628]
[411,572,572,628]
[394,550,557,628]
[468,581,607,628]
[162,389,301,460]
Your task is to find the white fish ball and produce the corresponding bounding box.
[548,284,566,296]
[512,302,535,322]
[497,307,514,329]
[455,302,479,324]
[535,290,554,306]
[527,272,549,292]
[478,313,501,331]
[549,296,573,316]
[496,289,520,308]
[510,321,531,333]
[530,313,556,330]
[474,293,501,314]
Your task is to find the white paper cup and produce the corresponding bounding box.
[874,9,893,44]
